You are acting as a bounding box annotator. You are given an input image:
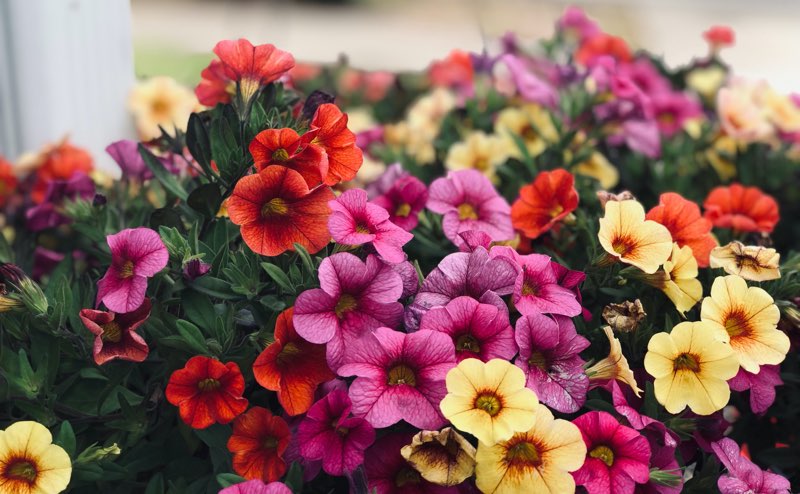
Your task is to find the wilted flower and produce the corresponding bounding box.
[704,183,779,233]
[586,326,643,397]
[0,421,72,494]
[79,298,151,365]
[401,428,476,487]
[227,407,290,482]
[711,438,791,494]
[596,190,635,208]
[182,259,211,281]
[602,300,646,333]
[710,241,780,281]
[598,199,673,274]
[365,432,457,494]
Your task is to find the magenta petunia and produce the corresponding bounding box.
[420,296,515,363]
[26,172,96,232]
[294,253,404,371]
[219,480,292,494]
[427,169,514,247]
[728,364,783,415]
[573,411,652,494]
[404,245,518,331]
[651,92,702,137]
[365,432,459,494]
[371,175,429,231]
[711,438,791,494]
[328,188,413,263]
[337,327,455,429]
[96,227,169,313]
[79,298,151,365]
[514,312,589,413]
[550,260,590,320]
[456,230,494,252]
[366,163,408,198]
[382,258,419,298]
[296,390,375,476]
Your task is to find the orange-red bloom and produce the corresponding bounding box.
[0,157,18,207]
[165,355,248,429]
[253,307,334,416]
[703,183,779,233]
[227,407,290,482]
[309,104,363,186]
[428,50,474,89]
[228,166,334,256]
[29,139,93,203]
[511,169,579,239]
[646,192,717,268]
[575,34,632,66]
[249,128,328,187]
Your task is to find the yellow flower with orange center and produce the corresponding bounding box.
[474,403,586,494]
[586,326,642,397]
[0,421,72,494]
[598,200,673,274]
[700,274,788,373]
[709,241,780,282]
[440,359,539,446]
[128,76,199,141]
[644,321,739,415]
[445,131,514,182]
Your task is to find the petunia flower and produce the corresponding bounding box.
[0,421,72,494]
[711,438,791,494]
[79,298,151,365]
[366,163,408,198]
[106,139,150,180]
[598,199,673,274]
[475,403,586,493]
[220,480,292,494]
[96,227,169,313]
[575,151,620,189]
[700,274,788,373]
[249,128,328,187]
[651,92,703,137]
[419,296,515,363]
[440,358,539,446]
[635,243,703,315]
[587,326,643,397]
[365,432,459,494]
[572,411,652,494]
[427,169,514,247]
[338,327,455,429]
[557,6,601,42]
[646,192,717,267]
[294,253,404,370]
[252,308,334,416]
[495,54,559,107]
[577,33,632,66]
[514,313,590,413]
[24,137,94,204]
[728,364,783,415]
[710,241,781,281]
[551,260,590,320]
[182,258,211,281]
[328,188,413,263]
[371,175,429,231]
[400,428,476,487]
[26,172,95,232]
[703,183,779,233]
[0,157,18,208]
[511,169,579,240]
[165,355,249,429]
[444,131,513,182]
[494,104,558,159]
[227,407,290,483]
[129,76,198,140]
[704,26,736,52]
[227,165,335,257]
[309,103,364,186]
[644,321,739,415]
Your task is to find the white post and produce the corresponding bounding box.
[0,0,135,174]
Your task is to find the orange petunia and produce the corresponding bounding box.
[249,128,328,187]
[227,166,334,256]
[309,104,363,186]
[0,157,18,208]
[25,138,93,203]
[227,406,290,482]
[646,192,717,268]
[253,307,334,416]
[428,49,474,89]
[511,169,579,240]
[575,34,632,66]
[703,183,779,233]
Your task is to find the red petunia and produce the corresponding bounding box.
[30,139,93,203]
[0,157,18,208]
[309,104,363,186]
[165,355,249,429]
[196,59,234,106]
[252,307,334,416]
[575,33,632,66]
[227,407,290,482]
[227,166,335,256]
[428,49,474,90]
[249,128,328,187]
[703,183,779,234]
[646,192,717,267]
[511,169,579,240]
[704,25,735,50]
[79,298,151,365]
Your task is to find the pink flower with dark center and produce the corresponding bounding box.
[728,364,783,415]
[96,227,169,313]
[711,438,791,494]
[219,480,292,494]
[427,170,514,247]
[419,296,515,363]
[328,188,413,263]
[79,298,151,365]
[572,411,652,494]
[514,313,589,413]
[652,92,703,137]
[338,327,455,429]
[365,432,459,494]
[296,390,375,476]
[294,253,404,370]
[372,176,429,231]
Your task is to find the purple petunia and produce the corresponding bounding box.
[711,438,791,494]
[728,364,783,415]
[26,172,95,232]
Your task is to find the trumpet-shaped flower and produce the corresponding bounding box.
[0,421,72,494]
[598,200,673,274]
[711,438,791,494]
[646,192,717,267]
[703,184,779,233]
[227,407,290,482]
[728,364,783,415]
[371,175,428,231]
[587,327,643,397]
[400,428,476,487]
[249,128,328,187]
[309,103,364,186]
[710,241,781,282]
[79,298,151,365]
[494,104,558,158]
[511,169,579,240]
[365,432,458,494]
[638,243,703,315]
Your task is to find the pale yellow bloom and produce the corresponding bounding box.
[648,244,703,315]
[573,152,619,189]
[494,104,557,158]
[705,135,739,182]
[444,131,513,181]
[0,421,72,494]
[586,326,642,397]
[710,241,780,282]
[401,428,476,486]
[598,200,673,274]
[686,65,727,102]
[716,79,774,143]
[128,76,198,141]
[763,88,800,134]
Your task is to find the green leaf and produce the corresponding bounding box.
[186,112,214,175]
[176,320,209,354]
[144,473,165,494]
[261,263,294,293]
[54,421,77,457]
[190,277,239,300]
[216,473,246,489]
[139,143,188,200]
[293,243,315,275]
[187,183,222,218]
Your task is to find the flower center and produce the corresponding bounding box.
[277,342,301,367]
[506,441,541,467]
[100,321,123,343]
[151,98,171,119]
[334,294,358,319]
[455,334,481,354]
[395,466,421,487]
[549,204,565,218]
[239,77,261,102]
[119,260,135,279]
[735,254,760,270]
[521,125,539,141]
[395,203,412,217]
[520,277,539,296]
[387,364,417,386]
[261,198,289,217]
[263,436,279,450]
[527,351,548,370]
[4,459,37,483]
[723,310,748,338]
[335,426,350,437]
[474,392,502,416]
[673,352,700,372]
[589,445,615,467]
[355,222,371,234]
[474,157,491,172]
[197,378,221,392]
[271,148,290,162]
[611,237,633,256]
[458,203,478,220]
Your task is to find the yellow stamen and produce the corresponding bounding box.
[271,148,290,162]
[458,203,478,221]
[395,203,412,217]
[334,294,357,318]
[197,378,221,392]
[101,321,123,343]
[673,353,700,372]
[261,198,289,217]
[387,364,417,386]
[474,392,502,416]
[5,460,37,482]
[119,260,135,279]
[589,445,615,467]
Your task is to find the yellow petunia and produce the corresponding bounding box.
[640,243,703,315]
[598,200,673,274]
[128,76,198,141]
[574,151,619,189]
[494,104,558,158]
[644,321,739,415]
[709,241,780,282]
[401,427,476,486]
[0,421,72,494]
[440,359,538,446]
[586,326,643,397]
[475,403,586,494]
[700,274,789,373]
[445,131,514,182]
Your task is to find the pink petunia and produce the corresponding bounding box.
[294,253,404,371]
[427,169,514,247]
[96,227,169,313]
[514,313,589,413]
[337,327,455,429]
[652,92,703,137]
[328,188,413,263]
[551,260,591,320]
[711,438,791,494]
[419,296,515,363]
[296,390,375,476]
[573,411,652,494]
[556,6,601,42]
[79,298,152,365]
[364,432,459,494]
[371,176,429,231]
[219,480,292,494]
[728,364,783,416]
[365,163,407,198]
